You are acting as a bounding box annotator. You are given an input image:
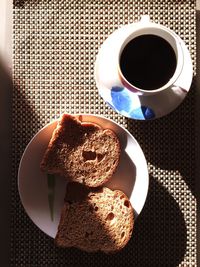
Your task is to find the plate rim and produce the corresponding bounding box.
[18,113,149,237]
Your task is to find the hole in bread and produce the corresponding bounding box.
[94,206,98,211]
[97,153,105,162]
[124,200,130,208]
[111,205,114,211]
[82,150,97,161]
[106,212,115,221]
[121,232,125,238]
[120,205,122,209]
[106,166,110,172]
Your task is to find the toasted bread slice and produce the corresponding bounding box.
[41,114,120,187]
[55,183,134,253]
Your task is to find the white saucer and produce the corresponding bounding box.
[95,32,193,120]
[18,114,149,238]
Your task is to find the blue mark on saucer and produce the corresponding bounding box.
[111,86,131,112]
[130,106,155,120]
[109,86,155,120]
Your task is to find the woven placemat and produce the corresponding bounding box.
[12,0,196,266]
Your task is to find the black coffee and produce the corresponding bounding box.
[120,34,177,90]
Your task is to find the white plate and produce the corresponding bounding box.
[18,114,149,238]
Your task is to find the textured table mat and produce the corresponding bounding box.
[12,0,196,266]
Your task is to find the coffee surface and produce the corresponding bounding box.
[120,34,177,90]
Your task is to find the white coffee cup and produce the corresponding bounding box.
[95,15,189,96]
[95,15,193,120]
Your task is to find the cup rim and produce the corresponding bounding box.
[117,25,184,95]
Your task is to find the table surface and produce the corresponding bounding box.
[0,0,199,266]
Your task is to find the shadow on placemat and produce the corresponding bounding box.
[11,70,42,265]
[196,8,200,266]
[13,83,41,146]
[42,177,186,267]
[11,72,192,267]
[11,77,190,267]
[126,82,196,197]
[11,173,187,267]
[13,0,41,8]
[0,60,12,266]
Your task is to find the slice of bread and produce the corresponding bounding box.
[55,182,134,253]
[40,114,120,187]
